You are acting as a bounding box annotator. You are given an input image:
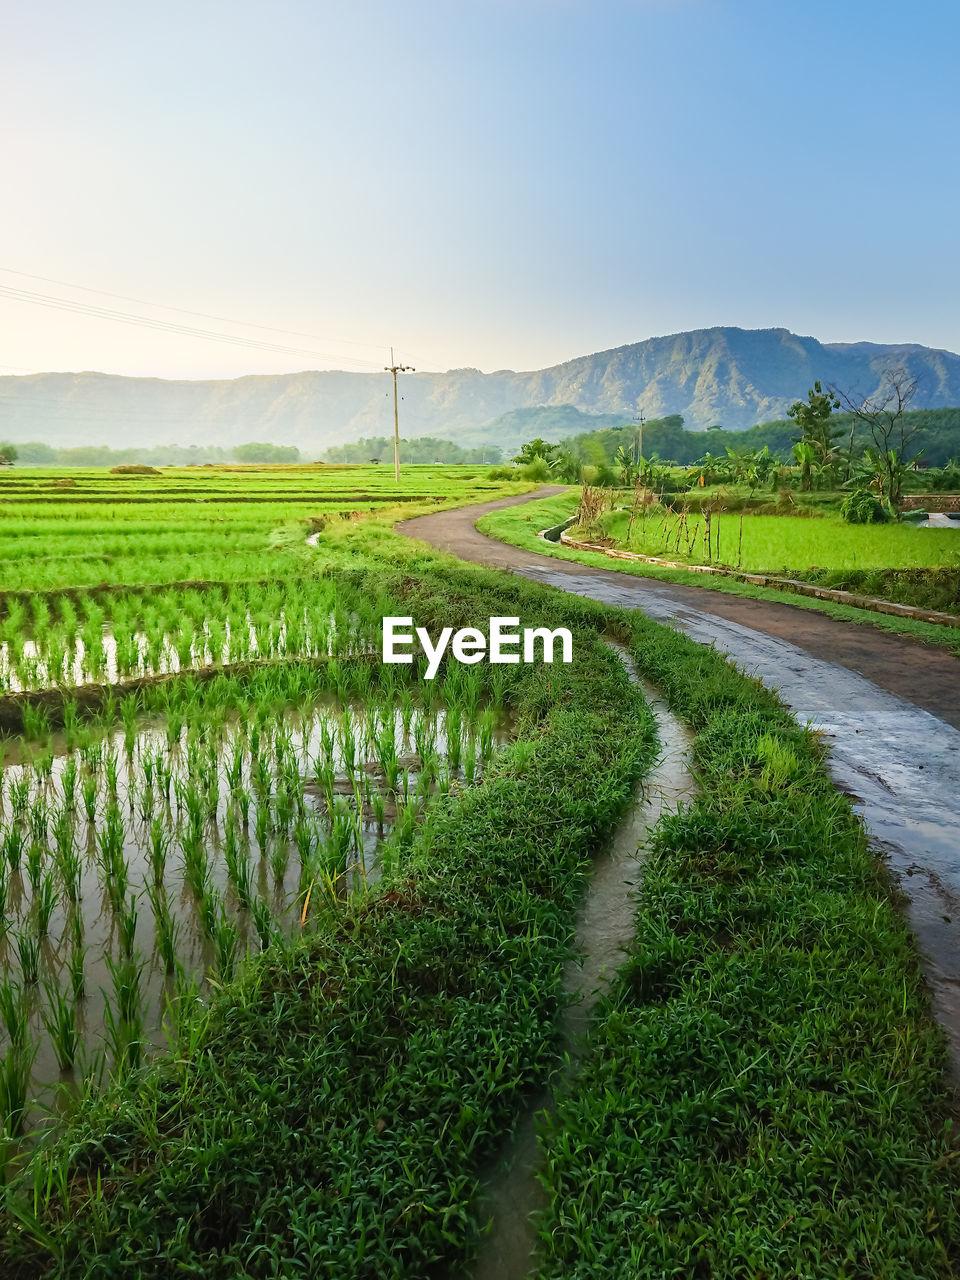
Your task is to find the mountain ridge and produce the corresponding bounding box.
[3,326,960,454]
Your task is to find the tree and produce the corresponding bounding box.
[791,440,816,490]
[232,442,300,464]
[787,381,841,489]
[512,438,558,466]
[613,444,636,487]
[550,446,583,483]
[833,370,920,514]
[0,441,19,465]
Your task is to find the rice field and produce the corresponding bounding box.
[0,464,528,591]
[0,653,514,1135]
[603,503,960,571]
[0,469,956,1277]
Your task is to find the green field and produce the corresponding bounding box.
[0,471,956,1276]
[0,464,527,591]
[604,505,960,572]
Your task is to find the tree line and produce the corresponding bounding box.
[0,442,301,467]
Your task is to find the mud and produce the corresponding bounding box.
[400,490,960,1074]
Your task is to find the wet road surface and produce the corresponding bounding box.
[399,488,960,1070]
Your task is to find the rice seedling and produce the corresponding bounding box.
[268,837,288,884]
[0,1043,36,1136]
[0,978,30,1049]
[254,802,271,854]
[9,776,30,823]
[104,750,119,802]
[34,873,57,937]
[145,880,179,975]
[81,775,98,824]
[181,834,211,904]
[371,790,386,834]
[211,903,240,981]
[41,983,78,1072]
[15,931,40,986]
[117,894,138,959]
[120,697,139,758]
[249,896,275,950]
[28,797,49,844]
[445,703,463,771]
[67,936,86,1001]
[25,843,44,894]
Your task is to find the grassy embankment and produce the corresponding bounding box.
[478,492,960,655]
[538,615,959,1276]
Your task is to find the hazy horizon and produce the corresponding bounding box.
[3,0,959,380]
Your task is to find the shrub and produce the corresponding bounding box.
[840,487,888,523]
[518,456,551,482]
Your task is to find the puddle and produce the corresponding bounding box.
[464,647,696,1280]
[520,563,960,1075]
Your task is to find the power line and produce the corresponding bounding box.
[0,283,387,369]
[0,266,392,358]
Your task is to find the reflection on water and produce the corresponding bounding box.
[0,690,512,1134]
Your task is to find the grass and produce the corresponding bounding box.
[478,492,960,655]
[535,612,960,1277]
[605,504,960,571]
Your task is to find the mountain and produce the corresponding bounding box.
[3,327,960,455]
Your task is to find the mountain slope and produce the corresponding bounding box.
[3,327,960,453]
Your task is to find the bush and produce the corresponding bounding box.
[109,464,162,476]
[518,456,551,482]
[840,488,888,523]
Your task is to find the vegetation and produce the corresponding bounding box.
[538,615,959,1277]
[0,464,529,592]
[322,435,502,464]
[531,406,960,473]
[231,442,301,464]
[0,474,956,1275]
[600,505,959,573]
[0,555,660,1277]
[478,492,960,648]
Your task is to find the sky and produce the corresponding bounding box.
[1,0,959,379]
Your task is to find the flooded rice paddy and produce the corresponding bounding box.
[0,678,513,1133]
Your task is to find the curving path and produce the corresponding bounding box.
[399,487,960,1070]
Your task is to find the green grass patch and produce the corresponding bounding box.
[535,614,960,1278]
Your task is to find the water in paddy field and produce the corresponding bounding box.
[465,650,697,1280]
[522,563,960,1075]
[0,609,363,693]
[0,694,513,1137]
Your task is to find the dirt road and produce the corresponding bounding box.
[399,487,960,1070]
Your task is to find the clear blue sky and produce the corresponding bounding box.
[1,0,958,378]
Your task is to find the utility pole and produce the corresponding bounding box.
[385,348,415,482]
[633,410,645,466]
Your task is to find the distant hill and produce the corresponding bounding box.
[3,327,960,455]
